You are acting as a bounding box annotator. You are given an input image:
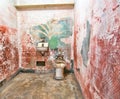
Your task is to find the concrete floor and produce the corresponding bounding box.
[0,73,83,99]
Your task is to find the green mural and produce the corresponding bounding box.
[30,17,73,49]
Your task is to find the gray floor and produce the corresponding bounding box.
[0,73,83,99]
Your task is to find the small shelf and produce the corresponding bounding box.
[15,3,74,10]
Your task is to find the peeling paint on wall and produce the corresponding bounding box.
[0,0,18,83]
[74,0,120,98]
[0,26,18,82]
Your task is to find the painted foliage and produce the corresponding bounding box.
[30,17,73,49]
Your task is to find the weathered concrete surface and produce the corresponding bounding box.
[0,73,83,99]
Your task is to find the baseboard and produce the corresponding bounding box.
[0,68,21,88]
[20,68,35,73]
[73,73,85,99]
[0,79,6,87]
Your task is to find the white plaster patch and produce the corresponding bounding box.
[0,44,3,51]
[93,92,101,99]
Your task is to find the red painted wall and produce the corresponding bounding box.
[0,1,18,82]
[0,26,19,82]
[74,0,120,99]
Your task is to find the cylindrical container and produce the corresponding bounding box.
[54,68,64,80]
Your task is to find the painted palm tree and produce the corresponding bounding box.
[30,17,73,50]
